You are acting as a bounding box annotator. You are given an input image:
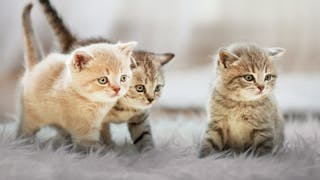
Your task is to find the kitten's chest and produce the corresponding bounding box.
[223,105,269,147]
[70,101,112,126]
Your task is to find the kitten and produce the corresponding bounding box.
[19,3,137,149]
[101,51,173,152]
[37,0,175,152]
[199,43,285,158]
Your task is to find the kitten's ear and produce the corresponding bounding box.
[116,41,138,56]
[153,53,175,66]
[130,56,137,69]
[72,51,93,72]
[218,48,239,68]
[266,47,285,57]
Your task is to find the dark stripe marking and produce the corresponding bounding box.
[133,131,151,144]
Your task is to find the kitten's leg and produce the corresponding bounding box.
[17,117,40,139]
[128,113,154,152]
[199,122,225,158]
[274,115,285,151]
[100,122,114,145]
[72,127,104,151]
[53,125,72,144]
[251,128,274,156]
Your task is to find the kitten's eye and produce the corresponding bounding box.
[243,75,255,82]
[97,76,108,85]
[135,85,145,93]
[265,74,272,81]
[120,75,128,83]
[155,85,162,92]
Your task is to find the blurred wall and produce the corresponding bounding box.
[0,0,320,118]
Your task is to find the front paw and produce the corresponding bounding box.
[74,140,105,153]
[254,140,273,156]
[136,140,154,153]
[198,145,214,158]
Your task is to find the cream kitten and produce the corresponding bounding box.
[199,43,285,158]
[18,3,137,149]
[36,0,175,152]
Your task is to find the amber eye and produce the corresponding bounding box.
[155,85,162,92]
[135,85,145,93]
[97,76,108,85]
[243,74,254,82]
[120,75,128,83]
[265,74,272,81]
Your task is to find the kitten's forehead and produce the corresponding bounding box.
[91,47,130,73]
[133,64,161,82]
[230,44,273,72]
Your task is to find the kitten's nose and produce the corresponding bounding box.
[112,86,121,94]
[147,98,154,103]
[257,85,265,91]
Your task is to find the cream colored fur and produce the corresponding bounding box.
[18,42,137,149]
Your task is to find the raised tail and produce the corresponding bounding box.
[38,0,75,53]
[22,3,43,71]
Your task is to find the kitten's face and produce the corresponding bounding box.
[67,42,137,103]
[120,51,174,109]
[217,44,284,101]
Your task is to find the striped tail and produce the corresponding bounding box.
[38,0,75,53]
[22,3,43,71]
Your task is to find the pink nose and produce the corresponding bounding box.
[257,85,265,91]
[112,86,120,93]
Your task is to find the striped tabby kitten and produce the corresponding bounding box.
[199,43,285,158]
[101,51,173,151]
[19,3,137,149]
[37,0,175,151]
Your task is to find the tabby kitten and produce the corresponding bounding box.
[101,51,174,152]
[19,3,137,149]
[37,0,174,152]
[199,43,285,158]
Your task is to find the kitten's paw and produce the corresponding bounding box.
[74,140,106,153]
[254,141,274,156]
[198,146,214,158]
[138,143,154,153]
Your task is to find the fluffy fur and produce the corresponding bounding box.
[199,43,285,158]
[101,51,174,151]
[0,115,320,179]
[20,4,137,148]
[22,3,43,70]
[36,0,175,151]
[19,41,136,148]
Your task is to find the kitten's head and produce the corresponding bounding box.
[67,42,137,102]
[216,43,285,101]
[120,51,174,109]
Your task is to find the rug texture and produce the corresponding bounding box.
[0,116,320,180]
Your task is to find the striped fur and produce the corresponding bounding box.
[38,0,111,52]
[199,43,285,158]
[101,52,174,152]
[38,0,76,53]
[36,0,175,152]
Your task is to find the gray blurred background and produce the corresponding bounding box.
[0,0,319,120]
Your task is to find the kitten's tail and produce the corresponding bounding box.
[38,0,75,53]
[22,3,43,71]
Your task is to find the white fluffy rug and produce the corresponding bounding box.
[0,115,320,180]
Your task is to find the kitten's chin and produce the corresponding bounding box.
[240,93,268,101]
[127,101,152,110]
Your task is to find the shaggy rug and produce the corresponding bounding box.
[0,115,320,180]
